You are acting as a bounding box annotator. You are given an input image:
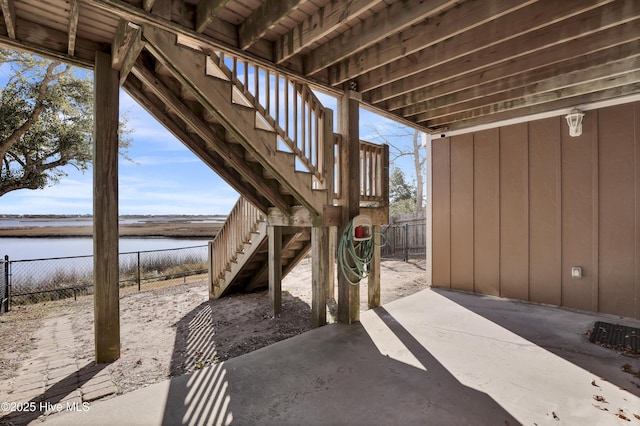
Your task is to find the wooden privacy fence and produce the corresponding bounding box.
[381,217,427,261]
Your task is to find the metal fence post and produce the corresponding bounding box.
[4,255,9,313]
[137,251,141,292]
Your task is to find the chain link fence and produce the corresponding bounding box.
[1,255,8,314]
[381,221,427,261]
[2,245,208,309]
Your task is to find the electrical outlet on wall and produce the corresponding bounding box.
[571,266,582,279]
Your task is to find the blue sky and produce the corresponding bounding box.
[0,78,421,216]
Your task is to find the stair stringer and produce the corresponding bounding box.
[142,26,327,215]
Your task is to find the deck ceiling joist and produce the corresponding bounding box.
[0,0,638,133]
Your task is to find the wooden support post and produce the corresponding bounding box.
[207,241,215,299]
[328,226,336,300]
[311,225,329,328]
[93,51,120,363]
[369,224,381,309]
[337,91,360,324]
[322,107,336,303]
[268,225,282,316]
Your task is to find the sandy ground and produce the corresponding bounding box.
[0,258,427,397]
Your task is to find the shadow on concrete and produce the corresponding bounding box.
[0,362,106,426]
[432,287,640,398]
[160,301,519,425]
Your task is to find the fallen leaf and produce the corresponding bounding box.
[552,411,559,421]
[592,404,608,412]
[593,395,608,403]
[615,412,630,422]
[633,414,640,420]
[591,379,599,387]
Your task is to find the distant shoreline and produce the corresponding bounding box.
[0,215,224,238]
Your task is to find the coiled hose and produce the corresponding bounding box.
[338,220,387,285]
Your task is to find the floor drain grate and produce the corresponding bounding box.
[589,321,640,355]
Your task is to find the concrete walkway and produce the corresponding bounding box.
[18,288,640,425]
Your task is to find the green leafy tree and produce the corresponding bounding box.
[0,48,130,196]
[389,166,416,214]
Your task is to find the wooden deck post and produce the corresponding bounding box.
[369,144,388,308]
[328,227,336,300]
[311,225,329,328]
[369,224,381,309]
[93,51,120,363]
[337,91,360,324]
[268,225,282,316]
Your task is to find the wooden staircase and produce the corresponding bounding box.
[206,196,313,298]
[122,26,335,296]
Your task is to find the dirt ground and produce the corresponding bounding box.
[0,257,427,396]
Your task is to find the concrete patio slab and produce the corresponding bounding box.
[34,288,640,425]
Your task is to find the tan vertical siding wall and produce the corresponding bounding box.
[432,101,640,319]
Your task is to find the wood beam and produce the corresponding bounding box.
[337,91,360,324]
[81,0,340,95]
[329,0,534,86]
[150,0,170,18]
[368,224,381,309]
[275,0,375,64]
[196,0,232,33]
[361,0,626,97]
[0,32,94,69]
[268,225,282,317]
[130,62,289,212]
[364,1,640,104]
[0,0,15,39]
[413,55,640,124]
[424,69,640,128]
[328,227,336,301]
[239,0,304,50]
[67,0,79,56]
[303,0,456,76]
[430,82,640,132]
[267,205,342,227]
[388,34,640,115]
[112,20,145,85]
[142,0,155,12]
[112,21,141,70]
[311,225,328,328]
[93,51,120,363]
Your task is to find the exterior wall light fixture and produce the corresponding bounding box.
[565,108,585,137]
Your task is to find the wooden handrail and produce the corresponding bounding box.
[359,140,389,205]
[333,136,389,206]
[203,49,330,186]
[209,196,265,287]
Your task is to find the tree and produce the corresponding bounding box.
[389,166,416,215]
[0,48,130,196]
[369,123,426,213]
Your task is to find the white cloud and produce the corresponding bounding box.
[121,155,200,167]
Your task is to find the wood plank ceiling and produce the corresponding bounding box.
[1,0,639,134]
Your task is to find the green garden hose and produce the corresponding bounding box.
[338,220,387,285]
